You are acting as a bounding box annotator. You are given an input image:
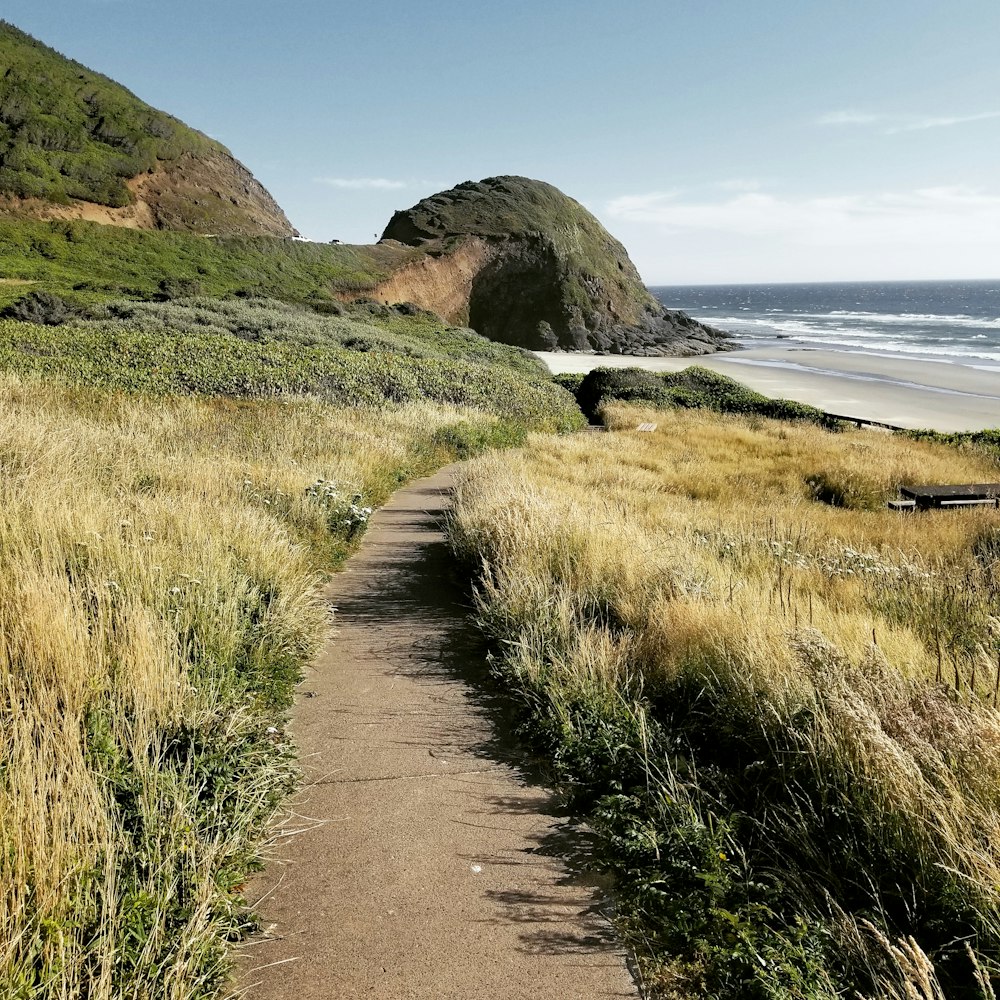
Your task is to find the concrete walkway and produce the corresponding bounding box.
[238,466,639,999]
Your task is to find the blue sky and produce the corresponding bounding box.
[5,0,1000,283]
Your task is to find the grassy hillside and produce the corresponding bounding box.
[449,408,1000,998]
[0,21,217,207]
[0,218,427,307]
[0,297,582,428]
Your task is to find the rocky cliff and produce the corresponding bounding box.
[380,176,731,355]
[0,22,295,237]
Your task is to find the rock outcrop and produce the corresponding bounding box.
[381,176,731,356]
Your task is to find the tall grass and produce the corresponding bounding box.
[0,375,510,998]
[449,404,1000,998]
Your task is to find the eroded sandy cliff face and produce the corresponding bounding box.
[362,238,496,323]
[379,176,731,356]
[1,151,295,237]
[0,22,295,238]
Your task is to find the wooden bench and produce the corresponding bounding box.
[898,483,1000,510]
[636,422,657,432]
[887,499,916,512]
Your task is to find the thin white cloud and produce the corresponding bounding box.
[817,110,883,126]
[889,110,1000,132]
[818,109,1000,133]
[315,177,409,190]
[605,186,1000,247]
[601,185,1000,282]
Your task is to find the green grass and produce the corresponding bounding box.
[0,297,584,431]
[0,218,429,308]
[0,21,218,207]
[574,365,828,423]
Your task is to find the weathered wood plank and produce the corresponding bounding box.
[900,483,1000,501]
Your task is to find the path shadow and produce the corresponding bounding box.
[330,494,534,776]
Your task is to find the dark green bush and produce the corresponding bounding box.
[157,277,203,300]
[572,365,827,425]
[0,289,82,325]
[576,366,673,420]
[660,366,826,422]
[308,299,345,316]
[552,371,584,394]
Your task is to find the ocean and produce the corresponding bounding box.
[650,279,1000,367]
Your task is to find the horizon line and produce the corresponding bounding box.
[647,276,1000,288]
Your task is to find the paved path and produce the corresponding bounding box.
[238,466,639,999]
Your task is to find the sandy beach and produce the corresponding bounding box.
[535,347,1000,433]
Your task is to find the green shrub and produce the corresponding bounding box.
[903,427,1000,463]
[552,371,584,394]
[0,289,82,325]
[576,366,673,420]
[571,365,827,425]
[157,277,203,300]
[660,366,827,422]
[0,300,585,432]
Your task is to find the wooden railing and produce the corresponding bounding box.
[822,412,906,432]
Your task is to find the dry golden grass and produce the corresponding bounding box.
[449,404,1000,996]
[0,375,492,998]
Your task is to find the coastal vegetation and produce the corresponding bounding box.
[0,279,580,997]
[449,405,1000,998]
[569,365,827,423]
[0,21,214,207]
[0,297,581,427]
[0,218,423,308]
